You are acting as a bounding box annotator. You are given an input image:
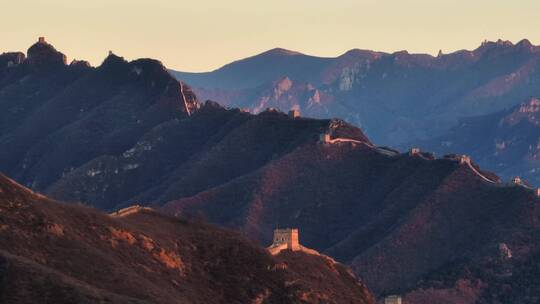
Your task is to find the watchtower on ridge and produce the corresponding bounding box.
[288,109,300,118]
[319,133,331,144]
[272,228,300,251]
[409,148,420,156]
[384,295,402,304]
[459,155,471,165]
[267,228,322,256]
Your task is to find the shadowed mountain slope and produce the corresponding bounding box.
[0,173,374,304]
[0,38,198,191]
[161,136,540,300]
[45,103,364,210]
[3,40,540,303]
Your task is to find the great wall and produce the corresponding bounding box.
[316,118,540,195]
[179,81,192,116]
[109,205,154,217]
[266,228,321,256]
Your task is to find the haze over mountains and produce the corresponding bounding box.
[172,39,540,185]
[3,38,540,303]
[173,39,540,142]
[418,97,540,186]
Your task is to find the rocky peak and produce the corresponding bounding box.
[275,76,293,92]
[100,52,128,69]
[339,49,383,60]
[272,76,293,100]
[390,50,415,64]
[496,39,514,46]
[501,97,540,126]
[262,48,303,56]
[473,39,531,57]
[392,50,410,57]
[516,39,534,49]
[69,59,91,68]
[26,37,67,69]
[478,39,513,48]
[95,52,133,83]
[98,54,199,115]
[129,58,173,82]
[201,99,224,110]
[69,59,93,73]
[518,97,540,113]
[308,89,321,104]
[0,52,25,69]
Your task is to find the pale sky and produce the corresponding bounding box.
[2,0,540,72]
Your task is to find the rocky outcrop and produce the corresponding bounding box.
[502,97,540,126]
[0,52,25,69]
[26,37,67,69]
[69,59,91,69]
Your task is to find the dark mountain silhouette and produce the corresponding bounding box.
[46,103,368,210]
[172,39,540,145]
[160,133,540,300]
[417,96,540,186]
[2,39,540,303]
[0,173,374,304]
[0,37,198,192]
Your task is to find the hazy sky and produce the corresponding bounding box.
[2,0,540,71]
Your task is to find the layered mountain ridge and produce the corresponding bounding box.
[0,37,198,191]
[172,39,540,145]
[2,40,540,303]
[417,96,540,186]
[0,173,374,304]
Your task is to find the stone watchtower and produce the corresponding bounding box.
[288,109,300,118]
[319,133,331,144]
[409,147,420,156]
[459,155,471,165]
[272,228,300,251]
[384,295,402,304]
[267,228,321,256]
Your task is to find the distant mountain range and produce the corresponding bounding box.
[172,39,540,147]
[2,39,540,303]
[0,173,373,304]
[417,97,540,185]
